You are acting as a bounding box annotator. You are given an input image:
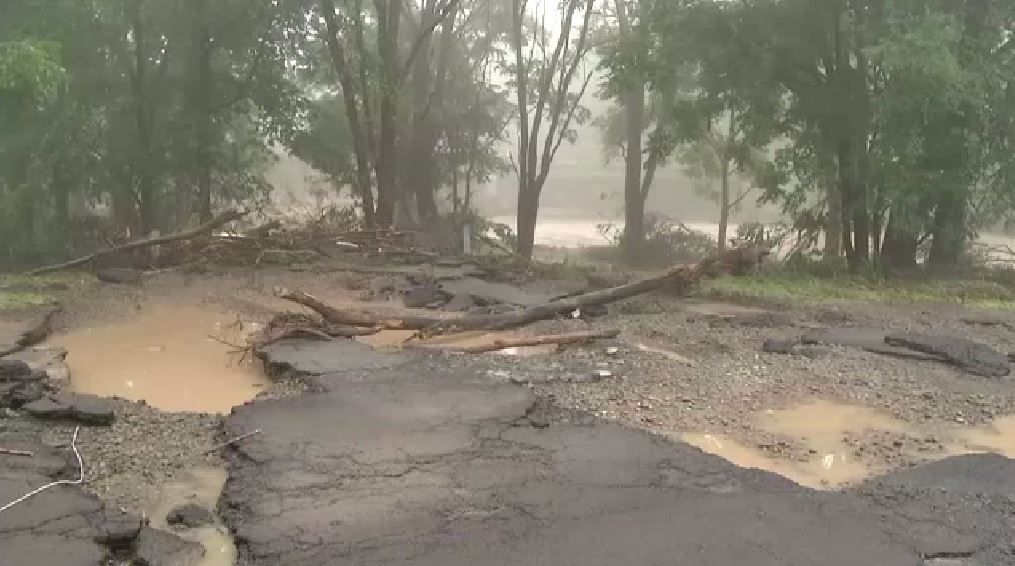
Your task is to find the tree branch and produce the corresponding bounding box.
[399,0,462,80]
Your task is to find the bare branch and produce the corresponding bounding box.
[399,0,462,80]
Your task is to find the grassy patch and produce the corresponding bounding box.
[701,272,1015,309]
[0,291,53,309]
[0,271,90,310]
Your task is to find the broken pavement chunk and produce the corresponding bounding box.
[166,503,215,528]
[22,397,72,420]
[0,360,33,381]
[884,333,1010,378]
[23,392,116,425]
[133,527,205,566]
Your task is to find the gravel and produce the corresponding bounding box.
[14,265,1015,504]
[523,295,1015,479]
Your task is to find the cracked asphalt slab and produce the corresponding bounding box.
[221,339,1015,566]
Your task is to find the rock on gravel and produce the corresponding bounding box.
[166,503,215,528]
[23,392,116,425]
[885,333,1011,377]
[134,527,204,566]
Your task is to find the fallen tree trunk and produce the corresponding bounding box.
[24,209,246,276]
[278,262,702,336]
[277,290,448,330]
[438,329,620,354]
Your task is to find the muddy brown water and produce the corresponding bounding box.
[149,466,236,566]
[50,304,267,413]
[683,400,1015,489]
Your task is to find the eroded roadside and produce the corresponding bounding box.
[223,336,1015,566]
[4,263,1015,565]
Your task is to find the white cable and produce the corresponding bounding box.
[0,426,84,514]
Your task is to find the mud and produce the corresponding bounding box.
[684,400,1015,489]
[51,303,267,413]
[149,466,236,566]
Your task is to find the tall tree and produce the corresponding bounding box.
[510,0,597,260]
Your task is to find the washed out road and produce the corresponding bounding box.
[220,339,1015,566]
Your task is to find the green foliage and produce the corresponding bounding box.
[595,213,717,265]
[288,95,356,190]
[703,272,1015,310]
[0,41,65,102]
[0,0,303,269]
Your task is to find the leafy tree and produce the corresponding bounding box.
[509,0,597,260]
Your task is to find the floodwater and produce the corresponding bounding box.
[149,466,236,566]
[359,329,557,355]
[51,304,267,413]
[683,400,1015,489]
[489,215,1015,263]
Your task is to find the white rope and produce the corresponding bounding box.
[0,426,84,514]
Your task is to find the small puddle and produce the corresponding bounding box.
[149,466,236,566]
[681,433,834,488]
[684,401,1015,489]
[358,329,556,356]
[51,304,267,413]
[952,415,1015,458]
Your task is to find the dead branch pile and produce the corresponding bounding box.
[25,210,246,275]
[428,329,621,353]
[274,261,707,339]
[246,312,381,348]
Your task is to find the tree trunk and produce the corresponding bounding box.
[130,0,156,235]
[824,178,842,261]
[928,191,966,267]
[320,0,375,227]
[719,157,730,252]
[52,164,71,256]
[517,186,539,260]
[622,83,646,261]
[191,0,214,222]
[851,137,871,265]
[374,0,401,227]
[838,137,863,270]
[880,206,918,271]
[511,0,530,258]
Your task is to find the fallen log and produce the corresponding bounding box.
[278,262,703,336]
[0,447,34,457]
[436,329,620,354]
[24,209,246,276]
[277,290,448,330]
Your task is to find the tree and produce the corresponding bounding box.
[684,0,1015,271]
[509,0,597,260]
[0,0,303,268]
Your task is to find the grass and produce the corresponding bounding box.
[701,272,1015,310]
[0,271,92,310]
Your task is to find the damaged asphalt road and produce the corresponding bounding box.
[222,339,1015,566]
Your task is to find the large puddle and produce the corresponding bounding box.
[51,304,267,413]
[148,466,236,566]
[682,401,1015,489]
